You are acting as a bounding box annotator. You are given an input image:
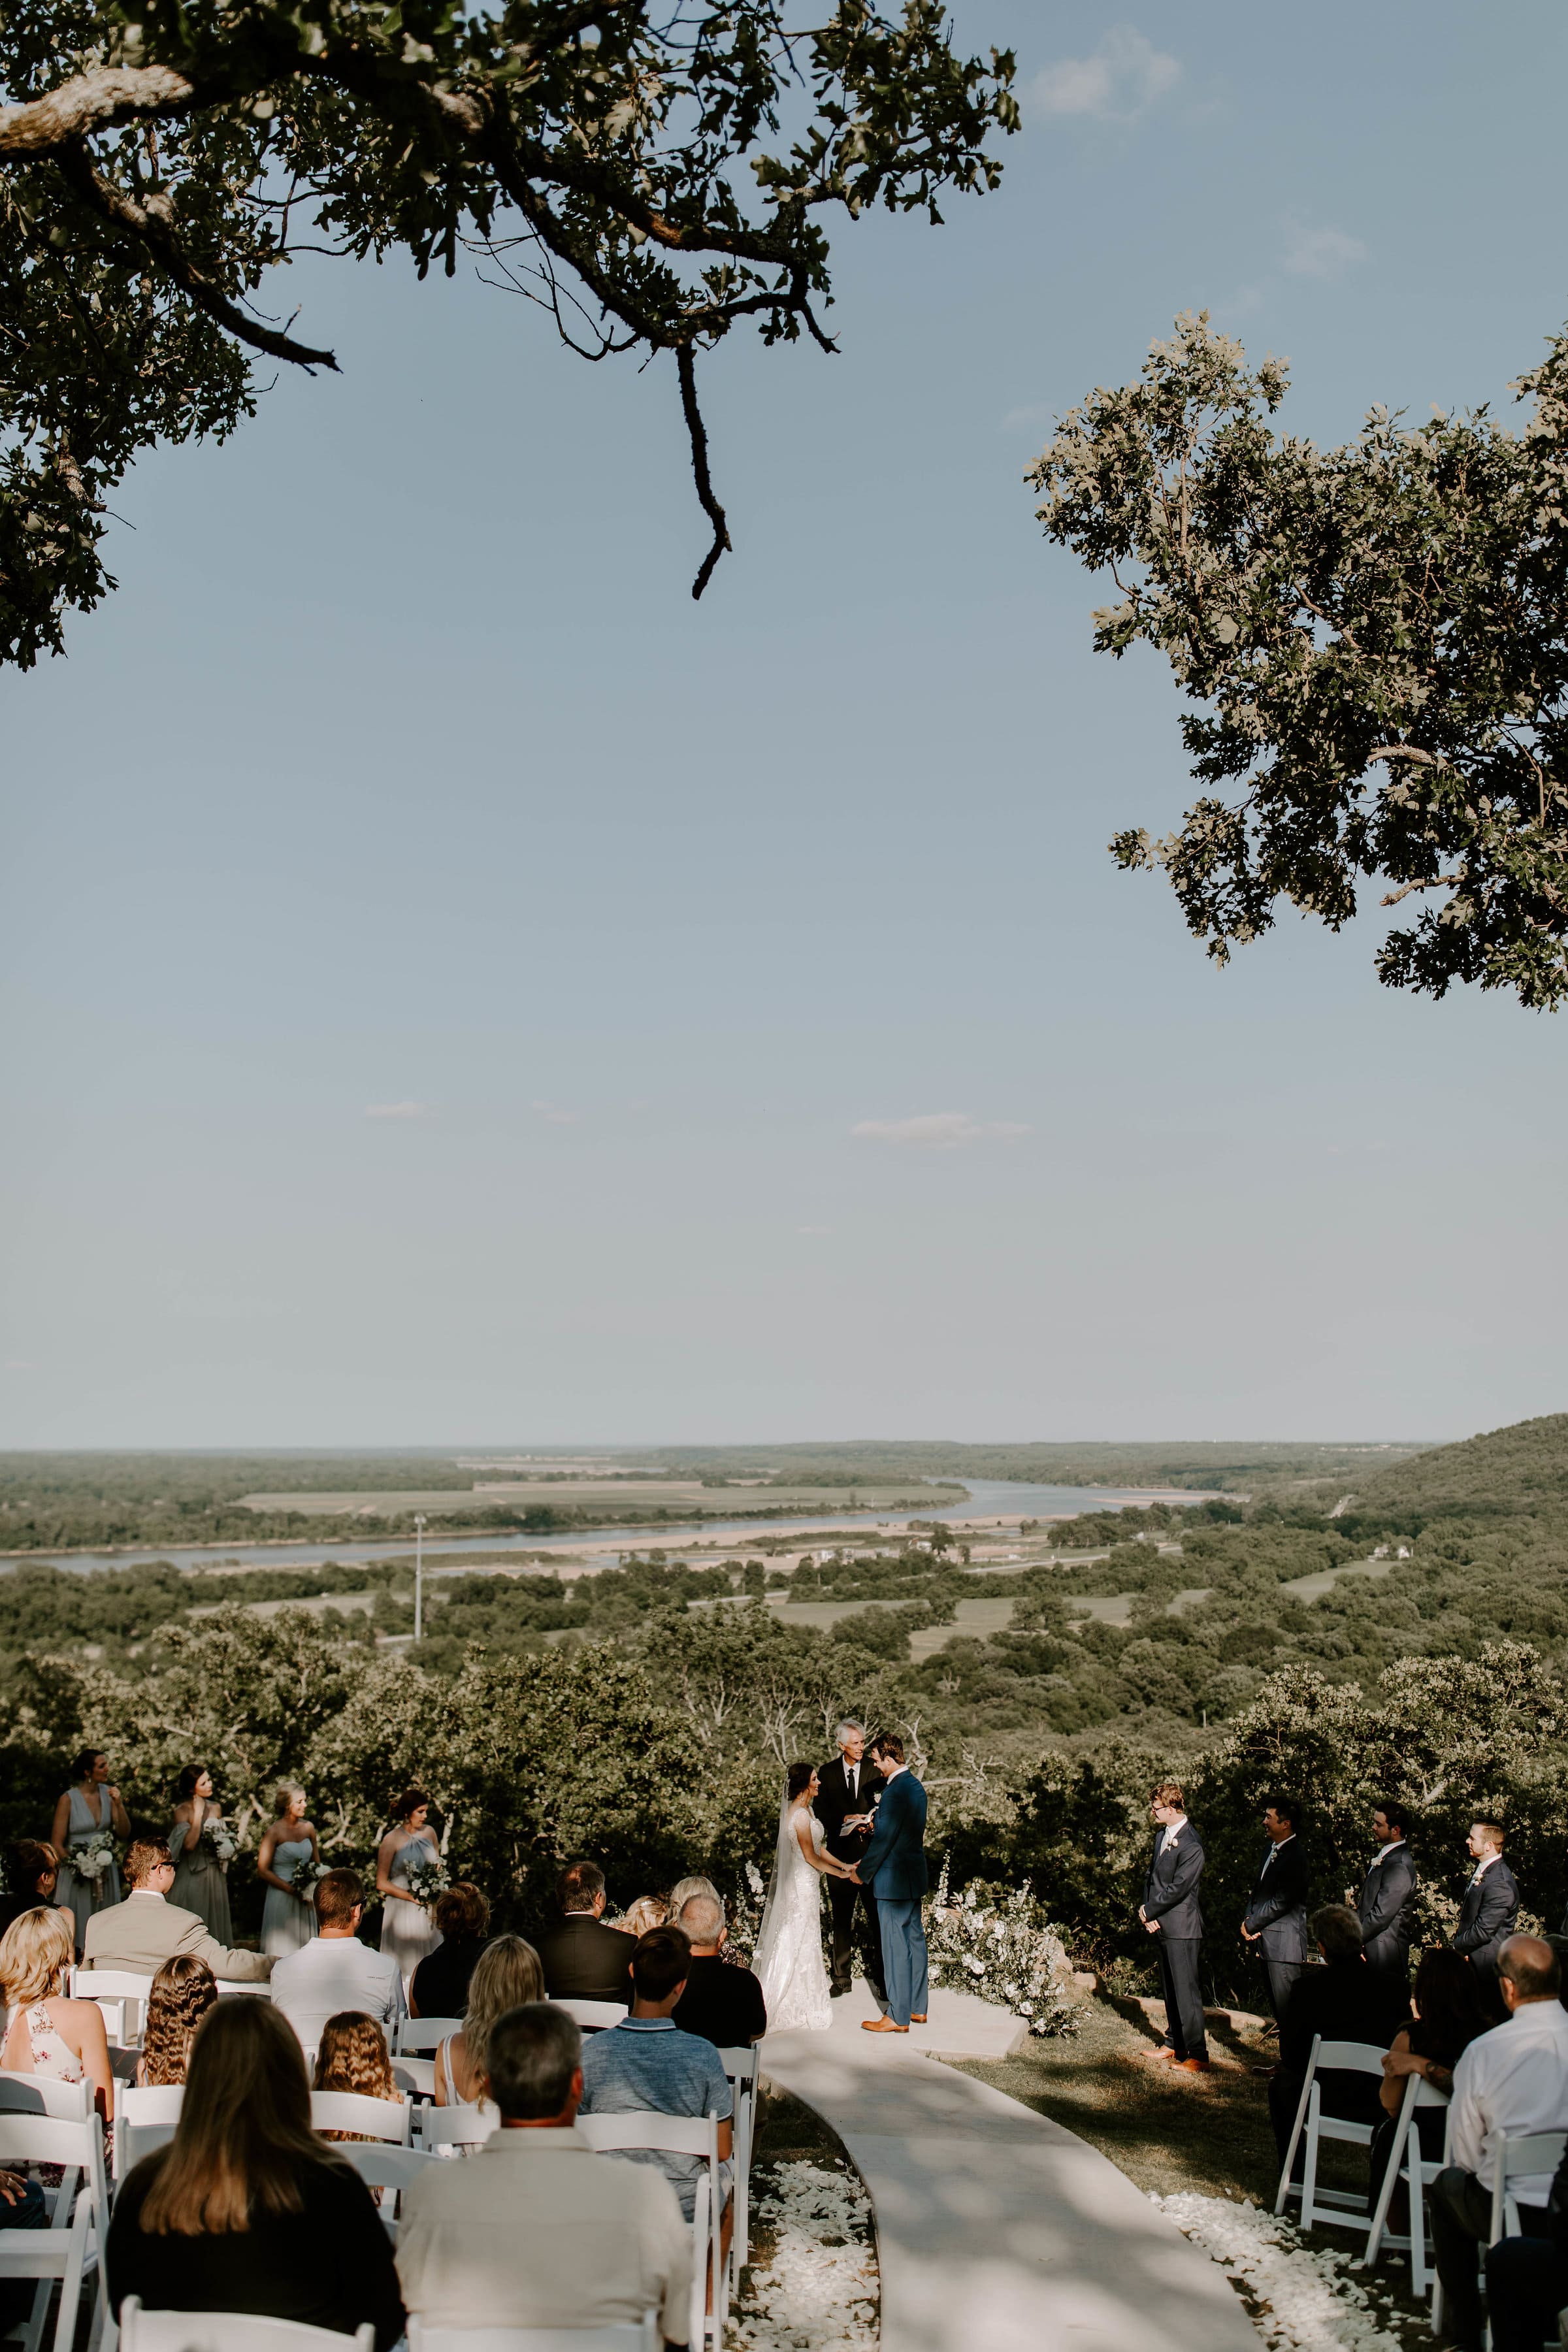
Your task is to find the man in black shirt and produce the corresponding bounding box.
[537,1861,637,2006]
[670,1893,768,2048]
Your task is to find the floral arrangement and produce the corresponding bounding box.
[203,1816,237,1862]
[723,1860,768,1968]
[923,1859,1079,2038]
[291,1856,331,1895]
[404,1857,450,1906]
[73,1831,116,1884]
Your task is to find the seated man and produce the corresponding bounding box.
[670,1895,767,2050]
[82,1838,272,1980]
[538,1862,638,2006]
[1268,1903,1405,2173]
[580,1927,733,2232]
[396,2002,692,2345]
[1433,1936,1568,2352]
[1487,2131,1568,2352]
[271,1869,406,2049]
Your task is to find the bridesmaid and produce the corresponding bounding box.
[377,1788,444,1989]
[169,1765,233,1944]
[50,1748,131,1954]
[257,1785,320,1959]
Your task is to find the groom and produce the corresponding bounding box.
[849,1733,928,2034]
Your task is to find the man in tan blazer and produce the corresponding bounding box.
[82,1838,272,1980]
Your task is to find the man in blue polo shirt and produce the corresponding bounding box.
[578,1923,734,2226]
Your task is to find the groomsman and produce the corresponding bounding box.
[1240,1795,1309,2022]
[1452,1816,1519,2008]
[815,1720,887,2004]
[1350,1802,1418,1987]
[1139,1779,1208,2072]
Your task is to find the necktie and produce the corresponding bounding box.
[848,1765,857,1800]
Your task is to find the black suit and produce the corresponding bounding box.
[672,1953,768,2049]
[815,1754,887,1998]
[1356,1840,1418,1984]
[1452,1854,1519,1993]
[1141,1819,1207,2061]
[538,1912,637,2005]
[1269,1956,1407,2170]
[1243,1836,1309,2019]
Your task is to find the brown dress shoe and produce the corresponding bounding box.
[862,2017,909,2033]
[1178,2057,1213,2072]
[909,2013,928,2023]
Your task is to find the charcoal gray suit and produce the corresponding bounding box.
[1243,1835,1309,2019]
[1141,1818,1206,2062]
[1356,1840,1418,1984]
[1452,1854,1519,1993]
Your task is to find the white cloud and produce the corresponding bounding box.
[1030,27,1181,123]
[1281,218,1368,282]
[364,1100,431,1120]
[851,1112,1031,1151]
[530,1099,578,1126]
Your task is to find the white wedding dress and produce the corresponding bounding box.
[753,1798,832,2032]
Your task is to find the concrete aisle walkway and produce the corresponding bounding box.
[762,1984,1256,2352]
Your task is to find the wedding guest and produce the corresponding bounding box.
[672,1894,767,2048]
[433,1934,545,2108]
[1269,1906,1412,2174]
[0,1907,115,2125]
[815,1719,887,2002]
[538,1861,637,2005]
[137,1954,218,2087]
[1350,1801,1419,1986]
[313,2012,404,2140]
[376,1789,444,1988]
[169,1765,234,1945]
[107,1999,404,2349]
[1239,1795,1309,2029]
[257,1786,321,1959]
[670,1876,721,1916]
[51,1748,131,1951]
[410,1882,490,2019]
[83,1839,272,1980]
[0,1841,70,1938]
[1429,1936,1568,2352]
[396,2002,691,2338]
[579,1927,734,2227]
[1452,1818,1520,2011]
[614,1896,670,1938]
[1137,1778,1208,2071]
[271,1870,405,2051]
[1367,1946,1490,2223]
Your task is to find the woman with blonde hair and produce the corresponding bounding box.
[613,1894,669,1937]
[312,2012,403,2140]
[0,1906,114,2124]
[106,1999,403,2347]
[137,1955,218,2087]
[432,1933,545,2108]
[257,1784,319,1959]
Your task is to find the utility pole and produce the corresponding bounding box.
[414,1514,426,1643]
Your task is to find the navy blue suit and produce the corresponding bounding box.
[857,1770,929,2026]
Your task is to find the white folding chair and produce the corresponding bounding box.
[310,2090,412,2145]
[0,2074,92,2123]
[395,2017,461,2055]
[118,2302,374,2349]
[407,2320,657,2352]
[418,2099,497,2152]
[576,2111,723,2347]
[1490,2127,1568,2244]
[335,2140,436,2238]
[113,2085,185,2183]
[1275,2036,1390,2234]
[212,1978,274,1999]
[1362,2070,1450,2290]
[555,2000,629,2031]
[717,2045,760,2270]
[71,1969,150,2048]
[393,2054,437,2100]
[0,2102,109,2352]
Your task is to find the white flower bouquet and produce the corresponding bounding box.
[924,1859,1079,2038]
[73,1831,116,1884]
[404,1857,449,1907]
[204,1818,237,1862]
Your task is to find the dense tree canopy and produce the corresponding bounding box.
[0,0,1017,662]
[1032,314,1568,1008]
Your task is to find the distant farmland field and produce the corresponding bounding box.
[238,1480,964,1518]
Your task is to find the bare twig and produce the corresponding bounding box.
[677,342,730,599]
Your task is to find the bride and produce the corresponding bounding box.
[753,1761,858,2032]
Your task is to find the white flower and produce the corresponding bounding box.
[745,1861,766,1897]
[1152,2192,1406,2351]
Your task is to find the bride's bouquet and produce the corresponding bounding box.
[203,1817,237,1862]
[404,1856,450,1908]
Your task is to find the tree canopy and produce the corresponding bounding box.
[1032,314,1568,1009]
[0,0,1017,663]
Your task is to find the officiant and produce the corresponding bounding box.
[816,1720,888,2005]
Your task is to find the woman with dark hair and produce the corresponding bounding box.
[0,1841,69,1938]
[752,1762,857,2034]
[107,1999,404,2349]
[169,1766,235,1944]
[137,1955,218,2087]
[376,1788,443,1988]
[1370,1946,1492,2221]
[50,1749,130,1950]
[409,1882,490,2018]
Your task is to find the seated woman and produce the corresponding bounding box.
[409,1882,490,2019]
[1370,1946,1492,2219]
[0,1907,114,2125]
[0,1843,69,1940]
[312,2012,402,2140]
[433,1934,544,2108]
[137,1955,218,2087]
[612,1895,669,1938]
[107,1998,404,2351]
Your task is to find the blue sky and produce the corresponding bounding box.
[4,1,1566,1448]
